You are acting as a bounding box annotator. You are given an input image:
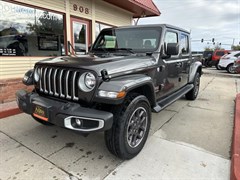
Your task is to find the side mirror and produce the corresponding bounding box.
[166,43,179,56]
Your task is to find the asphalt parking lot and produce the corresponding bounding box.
[0,68,239,180]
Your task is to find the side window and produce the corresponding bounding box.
[234,53,240,57]
[164,31,178,56]
[165,31,178,43]
[180,33,189,54]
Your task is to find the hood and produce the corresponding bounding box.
[36,54,157,76]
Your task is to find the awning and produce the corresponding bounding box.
[104,0,161,18]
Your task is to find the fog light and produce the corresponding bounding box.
[75,118,82,126]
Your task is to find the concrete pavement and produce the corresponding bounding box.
[0,69,239,179]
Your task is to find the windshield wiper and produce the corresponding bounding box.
[114,48,135,54]
[91,47,111,56]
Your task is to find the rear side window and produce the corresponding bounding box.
[180,33,189,54]
[234,53,240,57]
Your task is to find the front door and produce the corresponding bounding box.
[162,30,180,94]
[71,18,90,55]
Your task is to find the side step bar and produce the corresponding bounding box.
[153,84,194,113]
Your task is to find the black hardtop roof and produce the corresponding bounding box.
[103,24,190,34]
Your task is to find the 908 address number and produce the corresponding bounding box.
[73,4,89,14]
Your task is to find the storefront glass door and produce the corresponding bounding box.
[71,18,90,55]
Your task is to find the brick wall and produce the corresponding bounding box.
[0,78,33,103]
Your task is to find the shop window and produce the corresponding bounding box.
[0,1,65,56]
[95,22,112,38]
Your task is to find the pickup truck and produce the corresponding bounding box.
[16,24,202,160]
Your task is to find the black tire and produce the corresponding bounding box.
[206,61,212,67]
[186,72,200,100]
[31,115,54,126]
[226,63,235,74]
[104,94,151,160]
[215,61,222,70]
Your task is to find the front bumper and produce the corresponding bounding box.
[16,90,113,132]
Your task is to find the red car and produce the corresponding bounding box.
[211,50,231,69]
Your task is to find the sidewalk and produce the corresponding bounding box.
[0,71,239,179]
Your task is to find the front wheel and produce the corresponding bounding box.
[104,94,151,160]
[186,72,200,100]
[226,63,235,74]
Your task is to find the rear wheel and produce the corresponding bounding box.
[226,63,235,74]
[104,94,151,160]
[186,72,200,100]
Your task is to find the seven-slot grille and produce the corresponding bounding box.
[36,66,80,101]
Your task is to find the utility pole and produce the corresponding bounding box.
[232,38,235,46]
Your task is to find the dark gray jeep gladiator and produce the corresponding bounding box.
[16,24,202,160]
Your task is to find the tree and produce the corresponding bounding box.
[214,44,224,50]
[204,47,213,51]
[231,45,240,50]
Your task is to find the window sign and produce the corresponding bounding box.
[0,1,65,56]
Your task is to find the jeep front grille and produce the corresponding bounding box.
[36,66,79,101]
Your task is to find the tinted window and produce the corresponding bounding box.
[216,51,225,56]
[203,51,213,58]
[234,53,240,57]
[0,1,65,56]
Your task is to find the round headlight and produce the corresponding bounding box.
[78,72,96,92]
[84,73,96,89]
[34,68,40,82]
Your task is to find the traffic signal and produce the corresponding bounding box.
[201,39,204,43]
[219,43,221,45]
[212,38,215,42]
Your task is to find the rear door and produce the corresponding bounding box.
[178,32,191,87]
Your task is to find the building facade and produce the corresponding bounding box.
[0,0,160,103]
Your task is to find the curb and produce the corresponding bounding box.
[0,108,21,119]
[231,93,240,180]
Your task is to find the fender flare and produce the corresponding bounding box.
[188,61,202,83]
[94,74,156,106]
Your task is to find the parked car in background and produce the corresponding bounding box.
[201,50,213,67]
[210,50,231,69]
[219,51,240,73]
[233,56,240,74]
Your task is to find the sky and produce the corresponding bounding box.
[138,0,240,51]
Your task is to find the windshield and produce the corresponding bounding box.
[92,27,162,53]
